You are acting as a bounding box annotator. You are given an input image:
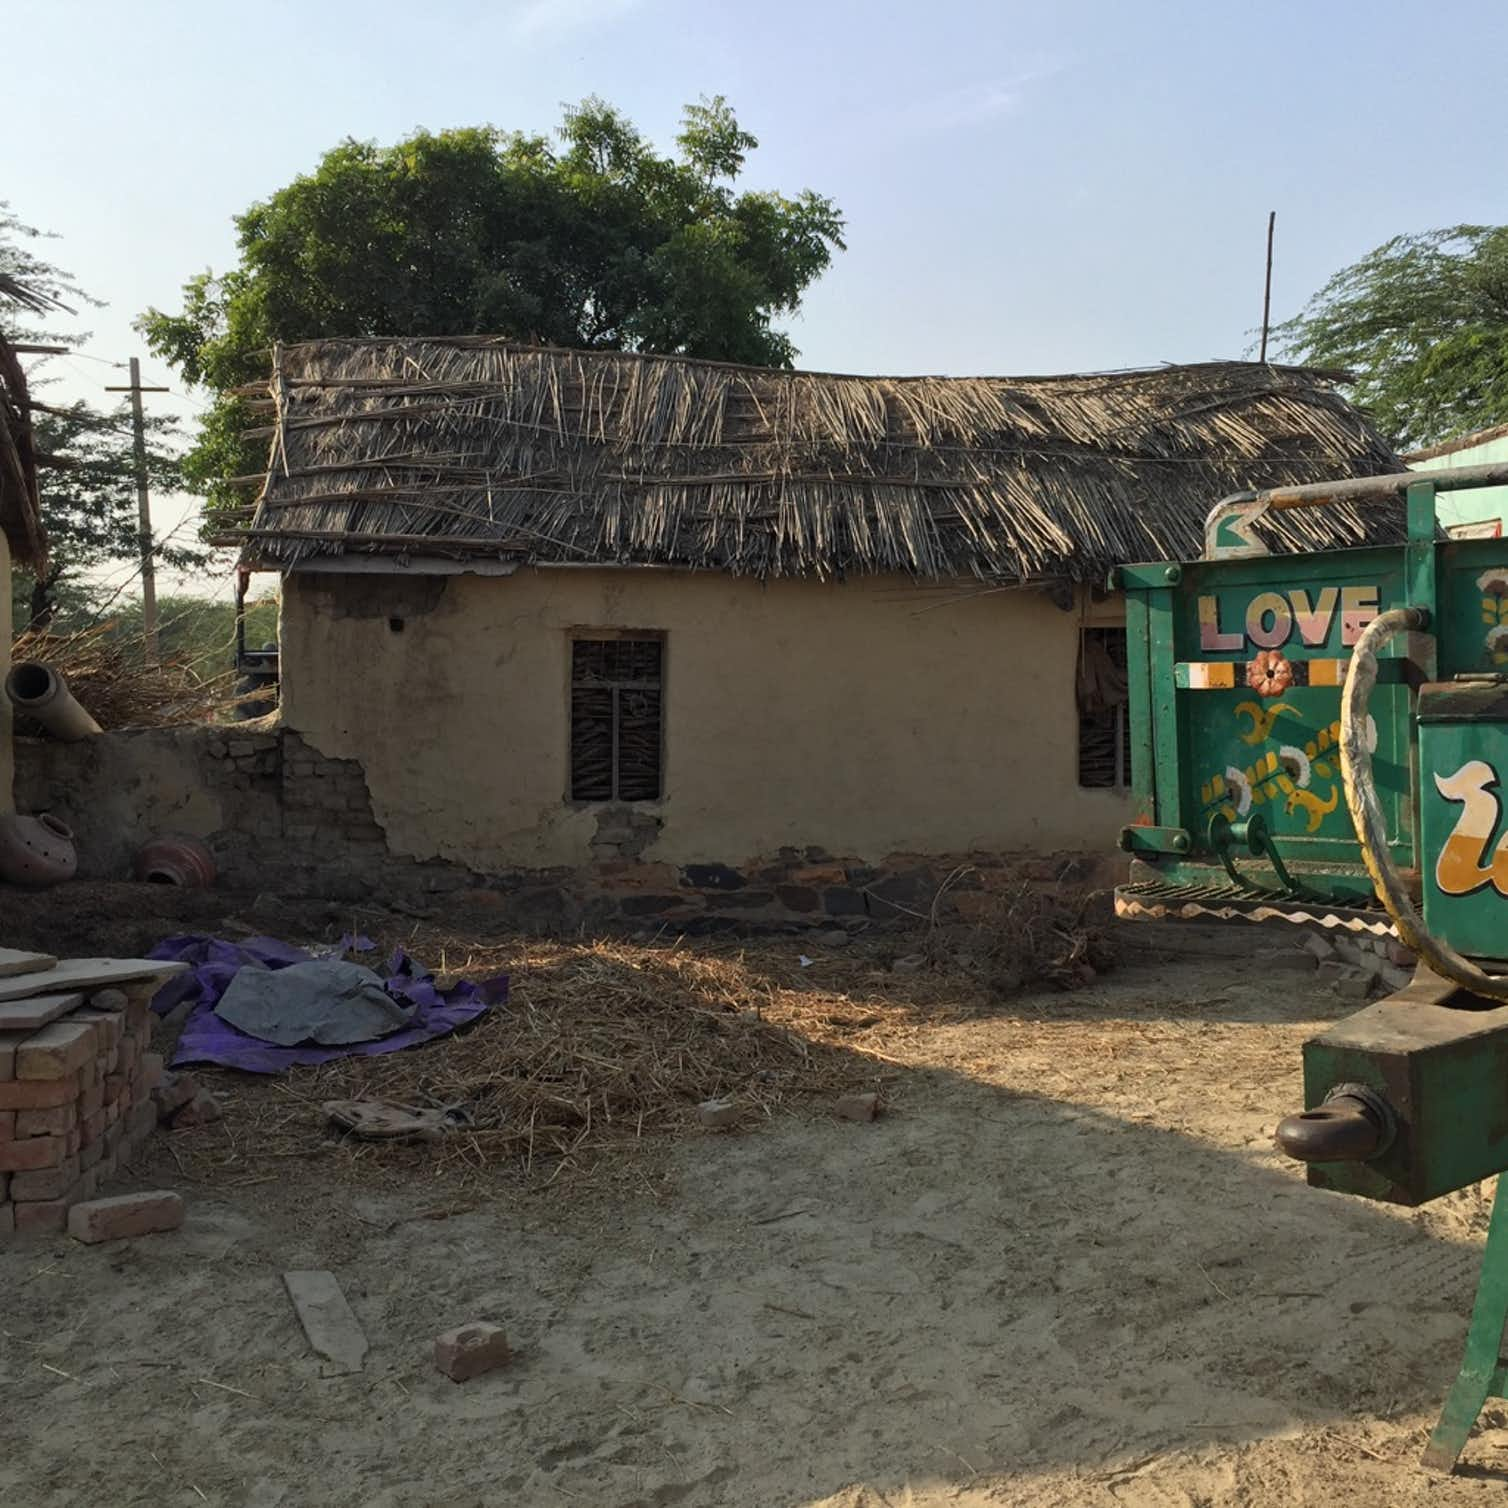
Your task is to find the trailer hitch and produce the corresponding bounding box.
[1275,1082,1397,1163]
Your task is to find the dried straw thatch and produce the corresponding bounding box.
[232,338,1407,581]
[10,621,240,731]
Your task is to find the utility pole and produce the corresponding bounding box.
[105,358,170,666]
[1258,211,1277,363]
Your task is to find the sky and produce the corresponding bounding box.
[8,0,1508,600]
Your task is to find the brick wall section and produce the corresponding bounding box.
[14,727,1126,930]
[0,981,164,1238]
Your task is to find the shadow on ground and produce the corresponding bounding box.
[0,944,1499,1507]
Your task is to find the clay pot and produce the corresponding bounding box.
[135,834,216,888]
[0,812,78,887]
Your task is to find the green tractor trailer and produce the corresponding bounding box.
[1114,462,1508,1472]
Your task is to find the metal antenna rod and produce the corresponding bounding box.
[1258,211,1276,363]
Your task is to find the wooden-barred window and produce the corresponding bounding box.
[570,635,664,801]
[1077,627,1132,789]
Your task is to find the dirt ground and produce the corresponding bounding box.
[4,899,1508,1507]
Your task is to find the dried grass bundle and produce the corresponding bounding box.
[228,338,1408,581]
[162,930,984,1186]
[10,620,240,730]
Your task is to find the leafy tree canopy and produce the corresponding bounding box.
[0,207,202,629]
[1275,225,1508,451]
[140,96,845,509]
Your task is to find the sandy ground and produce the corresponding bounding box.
[3,921,1508,1506]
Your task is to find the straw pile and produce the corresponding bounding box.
[229,338,1408,581]
[159,928,998,1187]
[10,621,238,730]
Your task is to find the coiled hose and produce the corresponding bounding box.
[1340,606,1508,1000]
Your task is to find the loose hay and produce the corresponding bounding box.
[11,620,240,730]
[161,932,964,1186]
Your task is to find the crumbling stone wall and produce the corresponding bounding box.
[13,726,1125,930]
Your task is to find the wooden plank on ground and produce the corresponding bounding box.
[283,1271,369,1375]
[0,992,85,1033]
[0,957,188,1003]
[0,947,58,978]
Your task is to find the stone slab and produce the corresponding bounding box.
[0,948,57,978]
[0,993,85,1034]
[0,958,187,1004]
[283,1270,368,1375]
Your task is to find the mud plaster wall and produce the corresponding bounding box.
[278,568,1131,872]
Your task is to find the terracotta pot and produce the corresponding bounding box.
[135,834,216,888]
[0,812,78,887]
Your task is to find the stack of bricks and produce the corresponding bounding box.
[0,957,185,1238]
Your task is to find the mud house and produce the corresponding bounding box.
[16,340,1405,927]
[132,339,1393,921]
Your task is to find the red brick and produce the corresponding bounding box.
[15,1102,77,1138]
[0,1172,8,1200]
[0,1074,80,1110]
[64,1129,80,1158]
[79,1138,102,1172]
[0,1202,12,1238]
[106,1046,119,1075]
[835,1092,880,1122]
[11,1155,80,1202]
[118,1035,142,1073]
[67,1190,184,1244]
[140,1053,164,1092]
[77,1009,122,1052]
[0,1110,13,1140]
[0,1030,28,1081]
[433,1322,511,1382]
[82,1108,104,1145]
[0,1135,64,1172]
[15,1198,68,1235]
[17,1020,98,1080]
[104,1116,122,1147]
[104,1072,126,1104]
[105,1100,121,1129]
[84,1055,104,1089]
[80,1082,104,1118]
[125,998,150,1036]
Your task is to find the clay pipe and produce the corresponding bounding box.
[4,661,101,740]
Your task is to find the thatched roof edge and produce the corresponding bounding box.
[233,337,1408,581]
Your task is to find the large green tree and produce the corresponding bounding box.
[140,96,845,510]
[0,208,201,629]
[1276,225,1508,451]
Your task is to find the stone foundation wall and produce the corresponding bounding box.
[14,726,1126,932]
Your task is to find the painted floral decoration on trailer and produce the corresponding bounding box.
[1246,649,1294,698]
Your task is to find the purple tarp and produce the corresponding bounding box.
[147,934,509,1074]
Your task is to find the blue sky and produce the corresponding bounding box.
[9,0,1508,589]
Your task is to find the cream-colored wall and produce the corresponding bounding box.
[279,568,1131,870]
[0,530,11,814]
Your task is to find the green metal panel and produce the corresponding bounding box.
[1123,587,1155,827]
[1418,681,1508,959]
[1147,586,1184,835]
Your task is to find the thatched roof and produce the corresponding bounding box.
[232,338,1406,581]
